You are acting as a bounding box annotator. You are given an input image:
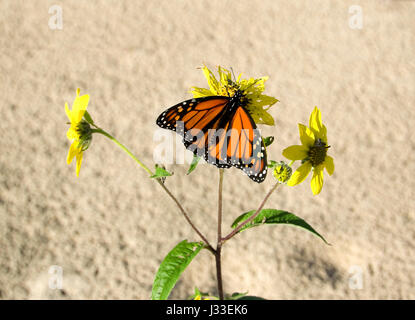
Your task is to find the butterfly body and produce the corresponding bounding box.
[156,91,267,183]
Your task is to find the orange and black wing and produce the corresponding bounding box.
[156,96,231,166]
[206,106,267,183]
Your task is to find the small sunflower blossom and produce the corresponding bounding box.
[272,161,292,184]
[65,88,91,177]
[191,65,278,126]
[282,107,334,195]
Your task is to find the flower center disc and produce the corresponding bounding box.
[308,139,327,167]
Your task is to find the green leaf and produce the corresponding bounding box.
[151,240,204,300]
[231,209,329,245]
[83,111,94,125]
[187,155,201,175]
[226,291,266,300]
[263,136,274,147]
[150,165,173,179]
[227,292,248,300]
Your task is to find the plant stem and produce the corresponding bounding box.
[92,128,153,176]
[222,182,279,242]
[217,169,224,244]
[215,247,223,299]
[216,169,224,300]
[92,127,215,254]
[157,181,215,254]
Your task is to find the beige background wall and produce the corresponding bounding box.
[0,0,414,299]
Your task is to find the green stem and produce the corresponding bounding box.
[222,182,279,242]
[92,128,153,176]
[216,169,224,300]
[92,126,215,254]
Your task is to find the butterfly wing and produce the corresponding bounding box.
[157,97,267,183]
[206,105,267,182]
[156,96,231,166]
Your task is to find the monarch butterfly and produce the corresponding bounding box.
[156,89,267,183]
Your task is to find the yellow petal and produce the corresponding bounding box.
[287,161,312,186]
[311,165,324,195]
[218,66,231,87]
[314,125,327,142]
[76,151,83,177]
[324,155,335,175]
[66,127,78,140]
[67,141,79,164]
[245,93,277,126]
[66,89,89,124]
[72,97,89,123]
[309,107,321,131]
[73,109,87,125]
[298,124,315,148]
[247,107,275,126]
[236,73,242,82]
[190,87,214,98]
[72,89,86,110]
[309,107,327,143]
[282,145,308,160]
[202,66,220,95]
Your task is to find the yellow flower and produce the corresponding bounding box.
[282,107,334,195]
[65,88,90,177]
[191,65,278,125]
[272,161,292,183]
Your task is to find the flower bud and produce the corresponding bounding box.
[273,161,292,183]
